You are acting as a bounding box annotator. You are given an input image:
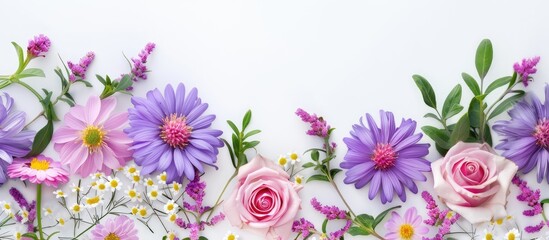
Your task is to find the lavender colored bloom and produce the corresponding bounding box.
[514,56,540,86]
[311,198,346,220]
[9,188,36,232]
[512,175,546,233]
[125,83,223,183]
[292,218,316,238]
[131,43,155,82]
[296,108,330,137]
[68,52,95,82]
[330,220,352,239]
[493,85,549,183]
[0,93,34,184]
[9,187,29,209]
[340,110,431,203]
[421,191,440,226]
[27,34,51,57]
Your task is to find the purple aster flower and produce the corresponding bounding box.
[340,110,430,203]
[493,85,549,183]
[125,83,223,183]
[0,93,34,184]
[514,56,540,86]
[68,52,95,82]
[27,34,51,57]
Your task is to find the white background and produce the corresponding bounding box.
[1,1,549,239]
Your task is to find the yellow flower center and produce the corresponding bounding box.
[81,125,106,152]
[295,177,302,184]
[160,174,167,182]
[150,191,158,198]
[72,205,81,212]
[399,224,414,239]
[133,175,141,182]
[58,218,65,226]
[508,233,515,240]
[227,234,236,240]
[146,179,154,186]
[110,180,119,188]
[446,211,454,219]
[139,208,147,217]
[496,218,504,225]
[169,214,177,222]
[98,183,106,191]
[131,207,138,215]
[129,190,137,198]
[86,196,101,205]
[104,233,120,240]
[485,233,493,240]
[173,183,180,192]
[128,167,136,174]
[278,157,287,165]
[4,204,11,210]
[290,153,298,160]
[167,204,174,211]
[30,158,50,170]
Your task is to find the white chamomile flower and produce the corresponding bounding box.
[57,216,66,226]
[144,178,155,187]
[130,205,140,215]
[14,230,23,240]
[107,176,122,191]
[20,210,29,223]
[166,231,177,240]
[124,164,139,177]
[71,183,81,193]
[91,172,104,180]
[224,231,239,240]
[53,190,66,198]
[148,186,160,200]
[70,203,83,214]
[170,182,181,194]
[84,195,103,208]
[125,187,141,202]
[0,201,12,214]
[278,155,288,167]
[167,212,177,222]
[164,200,178,213]
[131,173,142,184]
[138,206,148,218]
[294,175,304,185]
[482,228,496,240]
[93,179,108,192]
[43,207,53,217]
[157,172,168,184]
[288,151,301,164]
[504,228,520,240]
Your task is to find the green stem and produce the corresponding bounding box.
[480,81,520,142]
[323,137,357,218]
[13,79,44,102]
[329,180,356,218]
[206,171,238,221]
[36,184,45,240]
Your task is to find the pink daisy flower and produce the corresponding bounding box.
[52,96,133,177]
[7,154,69,187]
[90,215,138,240]
[385,207,429,240]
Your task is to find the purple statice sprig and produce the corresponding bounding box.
[67,52,95,82]
[296,108,331,138]
[9,187,36,233]
[27,34,51,58]
[421,191,462,240]
[514,56,540,86]
[512,175,549,233]
[130,42,155,82]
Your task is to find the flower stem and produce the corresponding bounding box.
[206,171,237,221]
[480,81,520,142]
[323,137,357,218]
[36,184,45,240]
[13,79,44,102]
[329,180,356,218]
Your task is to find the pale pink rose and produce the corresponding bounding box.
[223,155,302,240]
[432,142,518,224]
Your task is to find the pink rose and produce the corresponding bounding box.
[432,142,518,224]
[223,155,302,240]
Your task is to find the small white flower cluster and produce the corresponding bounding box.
[277,151,305,185]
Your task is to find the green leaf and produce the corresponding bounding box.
[330,168,342,178]
[306,174,329,183]
[462,72,481,96]
[26,119,54,157]
[231,134,240,157]
[58,97,75,107]
[442,84,462,119]
[468,97,484,128]
[509,71,518,88]
[242,110,252,131]
[75,79,93,87]
[347,226,370,236]
[221,138,236,168]
[541,199,549,205]
[17,68,45,79]
[435,142,449,156]
[46,231,60,240]
[243,140,260,149]
[355,214,375,228]
[446,105,464,119]
[483,123,493,146]
[227,120,240,135]
[373,205,401,229]
[115,74,132,91]
[199,237,208,240]
[311,150,320,161]
[412,74,437,109]
[302,162,315,168]
[322,218,328,233]
[12,42,24,69]
[421,126,450,149]
[475,39,493,80]
[96,74,106,85]
[449,114,470,146]
[488,91,525,120]
[243,129,261,140]
[485,76,512,95]
[22,233,39,240]
[423,113,441,121]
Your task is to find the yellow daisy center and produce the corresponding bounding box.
[496,218,504,225]
[86,196,101,205]
[146,179,154,186]
[169,214,177,222]
[81,125,106,152]
[72,205,81,212]
[167,204,174,211]
[131,207,138,215]
[129,190,137,198]
[399,224,414,239]
[290,153,298,160]
[110,180,119,188]
[278,157,287,165]
[4,204,11,210]
[30,158,50,170]
[133,175,141,182]
[173,183,180,192]
[98,183,106,191]
[139,208,147,217]
[295,177,302,184]
[485,233,493,240]
[227,234,236,240]
[58,218,65,226]
[160,174,167,182]
[128,167,136,174]
[507,233,515,240]
[105,233,120,240]
[150,191,158,198]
